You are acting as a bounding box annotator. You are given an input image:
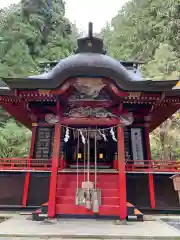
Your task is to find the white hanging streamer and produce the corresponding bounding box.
[98,130,108,142]
[79,130,86,144]
[110,127,117,142]
[64,127,70,142]
[62,126,119,143]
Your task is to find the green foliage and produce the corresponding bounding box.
[0,107,10,127]
[142,44,180,80]
[3,40,35,77]
[102,0,180,62]
[0,0,77,157]
[150,115,180,160]
[0,120,31,157]
[102,0,180,160]
[0,0,76,77]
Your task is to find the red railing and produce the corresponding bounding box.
[0,158,179,173]
[0,158,53,171]
[125,160,180,172]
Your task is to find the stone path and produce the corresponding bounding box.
[0,215,179,239]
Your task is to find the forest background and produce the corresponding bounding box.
[0,0,179,160]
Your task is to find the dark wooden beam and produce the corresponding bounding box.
[60,117,120,126]
[1,102,31,129]
[68,100,114,108]
[150,104,180,132]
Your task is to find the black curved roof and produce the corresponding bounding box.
[1,51,179,93]
[0,23,179,94]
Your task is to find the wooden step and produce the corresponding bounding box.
[57,175,118,182]
[55,203,142,219]
[56,204,94,215]
[56,188,119,196]
[56,196,120,205]
[55,203,120,216]
[61,180,119,186]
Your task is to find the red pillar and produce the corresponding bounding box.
[22,123,37,207]
[117,126,127,220]
[145,126,156,209]
[148,173,155,208]
[48,123,61,218]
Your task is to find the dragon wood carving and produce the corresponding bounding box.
[64,107,115,118]
[63,107,134,125]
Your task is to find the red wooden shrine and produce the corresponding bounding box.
[0,23,180,220]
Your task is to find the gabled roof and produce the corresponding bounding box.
[0,79,13,96]
[0,29,179,95]
[0,67,179,95]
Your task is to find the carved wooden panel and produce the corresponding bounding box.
[33,126,54,159]
[124,127,133,161]
[124,127,146,162]
[131,128,144,163]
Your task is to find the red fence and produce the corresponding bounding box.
[126,160,180,172]
[0,158,52,171]
[0,158,179,172]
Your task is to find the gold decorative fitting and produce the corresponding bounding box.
[128,92,141,98]
[32,123,38,127]
[87,40,92,47]
[38,90,50,95]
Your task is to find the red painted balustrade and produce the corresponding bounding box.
[0,158,53,171]
[125,160,180,172]
[0,158,179,172]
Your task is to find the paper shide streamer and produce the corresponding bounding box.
[98,130,108,142]
[79,130,86,144]
[64,127,70,142]
[63,126,118,143]
[110,127,117,142]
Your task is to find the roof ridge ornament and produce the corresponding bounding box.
[88,22,93,38]
[75,22,106,54]
[172,79,180,89]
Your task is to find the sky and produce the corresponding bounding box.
[0,0,129,32]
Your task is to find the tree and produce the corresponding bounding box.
[102,0,180,160]
[151,114,180,161]
[0,0,76,157]
[143,44,180,80]
[102,0,180,61]
[0,0,76,78]
[0,120,31,157]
